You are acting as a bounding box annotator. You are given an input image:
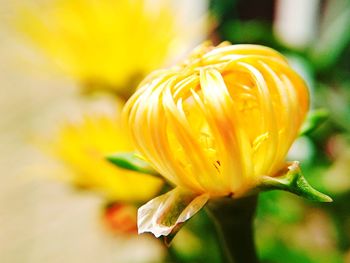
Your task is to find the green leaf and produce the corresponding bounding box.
[106,152,159,175]
[138,187,209,245]
[299,109,329,136]
[260,161,332,202]
[309,2,350,70]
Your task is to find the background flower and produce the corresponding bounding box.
[50,112,163,202]
[17,0,208,97]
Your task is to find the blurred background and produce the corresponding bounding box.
[0,0,350,262]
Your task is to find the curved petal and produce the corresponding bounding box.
[138,187,209,238]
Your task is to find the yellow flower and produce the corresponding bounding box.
[123,42,309,236]
[19,0,205,95]
[51,107,162,202]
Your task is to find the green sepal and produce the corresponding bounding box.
[260,161,332,202]
[106,152,159,176]
[299,108,329,136]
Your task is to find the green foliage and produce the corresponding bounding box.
[169,210,224,263]
[209,0,350,261]
[299,109,329,136]
[260,162,332,203]
[106,152,159,176]
[222,20,275,46]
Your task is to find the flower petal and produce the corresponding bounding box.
[138,187,209,238]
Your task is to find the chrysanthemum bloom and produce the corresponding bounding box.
[51,109,162,202]
[18,0,207,96]
[123,42,311,237]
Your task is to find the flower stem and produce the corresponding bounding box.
[206,195,259,263]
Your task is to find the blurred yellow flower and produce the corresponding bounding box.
[124,42,309,236]
[51,108,163,202]
[18,0,206,96]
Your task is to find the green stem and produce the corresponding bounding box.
[206,195,259,263]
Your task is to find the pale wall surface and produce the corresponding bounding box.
[0,1,164,262]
